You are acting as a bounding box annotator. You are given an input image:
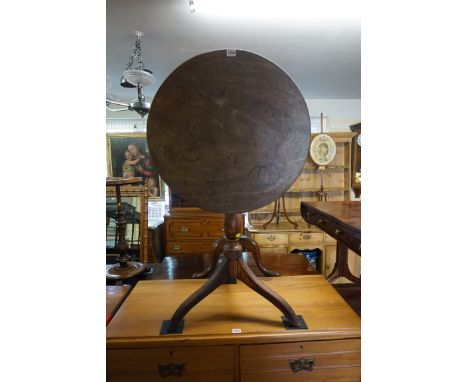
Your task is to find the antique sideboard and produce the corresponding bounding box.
[107,275,361,381]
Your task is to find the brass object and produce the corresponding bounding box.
[267,235,276,241]
[289,357,315,373]
[180,226,190,232]
[335,229,341,235]
[173,245,181,250]
[158,363,185,377]
[303,233,312,240]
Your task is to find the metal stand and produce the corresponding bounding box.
[160,213,307,335]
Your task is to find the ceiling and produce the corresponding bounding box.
[107,0,361,105]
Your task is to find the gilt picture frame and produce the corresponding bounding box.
[106,132,164,200]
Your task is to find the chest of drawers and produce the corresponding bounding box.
[107,275,361,381]
[164,209,244,256]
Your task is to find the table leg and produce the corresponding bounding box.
[192,237,226,278]
[327,241,361,284]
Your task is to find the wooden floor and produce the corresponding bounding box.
[107,252,360,316]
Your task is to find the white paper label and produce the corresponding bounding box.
[226,49,236,57]
[231,328,242,334]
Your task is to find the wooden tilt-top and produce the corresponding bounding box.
[147,49,311,333]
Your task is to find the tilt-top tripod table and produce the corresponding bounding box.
[147,49,311,334]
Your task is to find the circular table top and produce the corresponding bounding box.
[106,262,146,280]
[147,49,310,213]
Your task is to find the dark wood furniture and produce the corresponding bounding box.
[146,50,312,334]
[107,275,361,382]
[106,285,132,325]
[300,201,360,283]
[144,252,318,281]
[148,221,166,263]
[350,123,361,198]
[106,177,147,281]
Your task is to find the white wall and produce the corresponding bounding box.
[306,99,361,132]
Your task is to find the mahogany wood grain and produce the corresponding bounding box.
[147,49,310,214]
[147,252,317,281]
[300,201,360,254]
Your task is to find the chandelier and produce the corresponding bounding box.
[106,31,155,118]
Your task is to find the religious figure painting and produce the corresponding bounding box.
[107,133,164,200]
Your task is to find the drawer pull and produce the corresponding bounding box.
[173,245,181,251]
[289,357,315,373]
[180,226,189,232]
[335,229,342,235]
[220,227,224,232]
[267,235,276,241]
[303,234,312,240]
[158,363,185,377]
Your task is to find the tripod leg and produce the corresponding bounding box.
[262,199,278,229]
[238,255,301,327]
[281,195,298,229]
[192,237,226,278]
[239,236,280,277]
[163,254,231,333]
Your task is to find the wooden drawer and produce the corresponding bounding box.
[107,345,234,381]
[254,233,289,246]
[240,339,360,382]
[259,245,288,254]
[289,232,323,244]
[166,220,203,240]
[166,241,212,255]
[204,220,225,237]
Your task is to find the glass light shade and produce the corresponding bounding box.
[123,69,155,87]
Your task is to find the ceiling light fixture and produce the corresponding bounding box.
[107,31,155,118]
[189,0,195,13]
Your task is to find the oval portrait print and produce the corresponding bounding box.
[310,134,337,166]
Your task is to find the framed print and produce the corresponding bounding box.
[107,132,164,200]
[309,133,337,166]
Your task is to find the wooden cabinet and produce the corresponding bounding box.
[164,208,244,256]
[247,132,360,282]
[246,222,360,279]
[107,275,361,382]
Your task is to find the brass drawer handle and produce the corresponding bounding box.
[267,235,276,241]
[335,228,341,235]
[173,245,181,251]
[158,363,185,377]
[220,227,224,232]
[180,226,189,232]
[289,357,315,373]
[303,234,312,240]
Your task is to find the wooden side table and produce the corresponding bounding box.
[301,201,360,284]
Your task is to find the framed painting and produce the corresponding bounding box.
[106,132,164,200]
